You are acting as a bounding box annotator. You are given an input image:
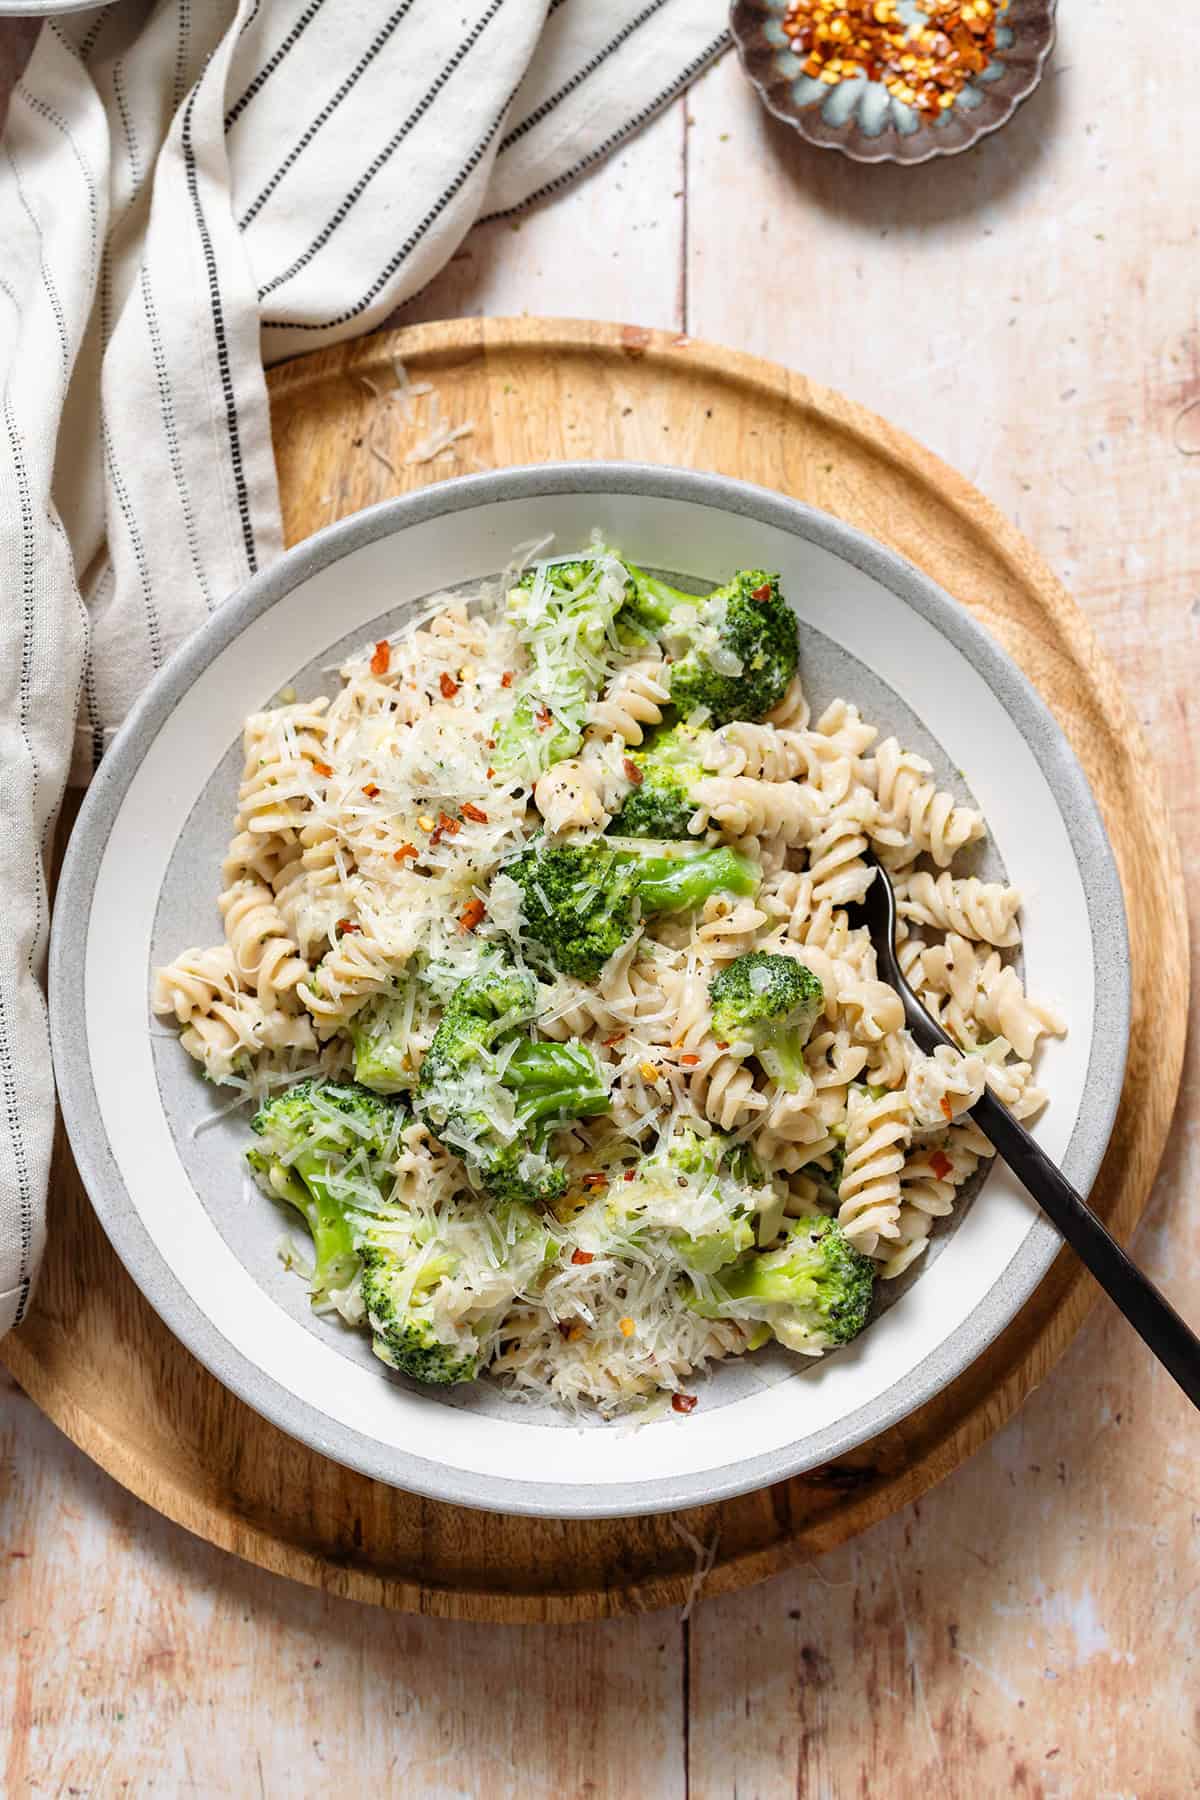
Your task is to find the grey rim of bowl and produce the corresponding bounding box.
[50,461,1129,1521]
[729,0,1058,167]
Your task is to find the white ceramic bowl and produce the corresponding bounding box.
[51,464,1128,1518]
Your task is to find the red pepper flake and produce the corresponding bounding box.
[930,1150,953,1181]
[602,1033,625,1048]
[535,704,552,732]
[336,918,361,935]
[461,801,488,824]
[370,639,391,676]
[501,670,515,689]
[485,739,496,751]
[439,671,459,700]
[680,1053,701,1067]
[671,1393,698,1415]
[623,1170,636,1183]
[394,843,418,862]
[438,811,461,835]
[361,783,380,798]
[715,1041,729,1051]
[780,1,999,120]
[458,897,485,933]
[939,1095,954,1121]
[571,1249,594,1266]
[750,582,772,602]
[622,757,644,786]
[311,759,333,778]
[581,1173,607,1191]
[485,767,495,780]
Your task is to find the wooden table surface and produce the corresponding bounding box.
[3,11,1197,1796]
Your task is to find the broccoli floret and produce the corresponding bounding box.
[359,1204,552,1384]
[611,721,707,840]
[349,989,417,1093]
[504,840,641,979]
[506,839,761,979]
[360,1242,479,1383]
[416,952,610,1205]
[491,552,632,774]
[708,952,824,1091]
[618,565,800,726]
[697,1215,875,1353]
[597,1126,758,1277]
[248,1078,405,1300]
[616,562,702,643]
[667,570,798,726]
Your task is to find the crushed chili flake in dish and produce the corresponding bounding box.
[369,639,391,676]
[458,896,486,933]
[781,0,1001,119]
[671,1392,698,1415]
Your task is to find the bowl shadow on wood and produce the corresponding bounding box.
[754,55,1063,231]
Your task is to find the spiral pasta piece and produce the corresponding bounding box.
[585,660,670,745]
[894,870,1021,947]
[690,776,825,843]
[869,737,986,870]
[152,945,299,1081]
[813,698,878,759]
[299,930,402,1033]
[904,1041,987,1128]
[919,933,1065,1061]
[537,979,622,1042]
[700,721,811,781]
[218,878,310,1013]
[805,792,877,906]
[685,1047,768,1132]
[838,1086,912,1255]
[692,895,771,962]
[237,698,331,837]
[534,757,610,835]
[764,672,811,730]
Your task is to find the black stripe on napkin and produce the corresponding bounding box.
[484,28,731,221]
[499,0,673,153]
[261,64,520,333]
[13,86,101,294]
[237,0,420,231]
[256,0,508,304]
[140,268,215,612]
[0,398,40,1326]
[181,86,259,577]
[225,0,329,133]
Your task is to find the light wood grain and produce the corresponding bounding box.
[4,2,1200,1791]
[3,315,1186,1635]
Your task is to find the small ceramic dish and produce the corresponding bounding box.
[730,0,1057,165]
[50,464,1128,1519]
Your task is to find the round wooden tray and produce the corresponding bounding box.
[6,319,1186,1623]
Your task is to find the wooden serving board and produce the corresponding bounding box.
[5,319,1187,1624]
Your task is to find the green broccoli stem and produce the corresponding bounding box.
[633,845,761,915]
[501,1040,610,1129]
[250,1150,358,1290]
[622,561,697,631]
[757,1034,811,1093]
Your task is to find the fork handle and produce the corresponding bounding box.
[970,1087,1200,1410]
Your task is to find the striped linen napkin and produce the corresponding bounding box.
[0,0,729,1334]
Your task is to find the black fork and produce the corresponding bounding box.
[848,861,1200,1411]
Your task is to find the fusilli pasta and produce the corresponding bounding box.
[152,541,1065,1417]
